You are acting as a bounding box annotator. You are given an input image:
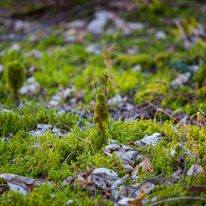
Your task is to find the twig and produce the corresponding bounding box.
[182,157,187,186]
[136,95,179,122]
[131,180,149,197]
[152,197,206,205]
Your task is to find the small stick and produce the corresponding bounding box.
[153,197,206,205]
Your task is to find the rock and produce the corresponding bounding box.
[58,110,66,115]
[27,76,36,83]
[0,50,4,56]
[139,133,161,146]
[132,64,142,72]
[65,20,86,29]
[0,109,14,114]
[113,17,131,36]
[85,45,101,55]
[62,88,73,99]
[108,139,117,144]
[171,72,190,87]
[30,124,63,138]
[86,10,112,35]
[189,65,199,73]
[24,49,42,59]
[48,100,60,107]
[48,94,62,107]
[19,77,37,95]
[128,22,144,30]
[155,31,167,40]
[9,43,20,52]
[52,95,61,102]
[14,20,24,33]
[108,94,122,105]
[14,20,32,33]
[29,35,38,42]
[0,64,4,74]
[64,36,76,43]
[19,85,29,95]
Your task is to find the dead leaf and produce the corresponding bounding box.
[189,185,206,194]
[90,168,119,189]
[172,166,183,179]
[187,164,204,177]
[128,199,142,206]
[139,159,154,174]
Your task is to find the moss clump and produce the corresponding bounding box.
[93,93,109,133]
[86,93,109,153]
[115,54,154,70]
[5,61,25,95]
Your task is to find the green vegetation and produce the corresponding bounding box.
[0,0,206,205]
[86,93,109,153]
[5,61,25,96]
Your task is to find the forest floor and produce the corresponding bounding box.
[0,0,206,205]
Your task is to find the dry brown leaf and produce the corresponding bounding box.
[187,164,204,177]
[138,190,145,199]
[189,185,206,194]
[77,175,85,182]
[128,199,142,206]
[172,165,183,179]
[139,159,154,174]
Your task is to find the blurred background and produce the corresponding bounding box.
[0,0,206,123]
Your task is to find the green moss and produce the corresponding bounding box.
[4,61,25,95]
[115,54,154,70]
[86,93,109,153]
[93,93,109,133]
[196,64,206,88]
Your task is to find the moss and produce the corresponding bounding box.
[154,52,171,69]
[4,61,25,95]
[196,64,206,88]
[86,93,109,153]
[93,93,109,133]
[114,54,154,70]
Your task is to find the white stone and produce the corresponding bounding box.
[48,100,60,107]
[0,64,4,74]
[9,43,20,52]
[108,94,122,105]
[86,11,112,34]
[140,133,161,146]
[171,72,190,86]
[128,22,144,30]
[65,20,86,29]
[132,64,141,72]
[189,65,199,73]
[64,36,76,43]
[85,45,101,55]
[155,31,167,40]
[27,76,36,83]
